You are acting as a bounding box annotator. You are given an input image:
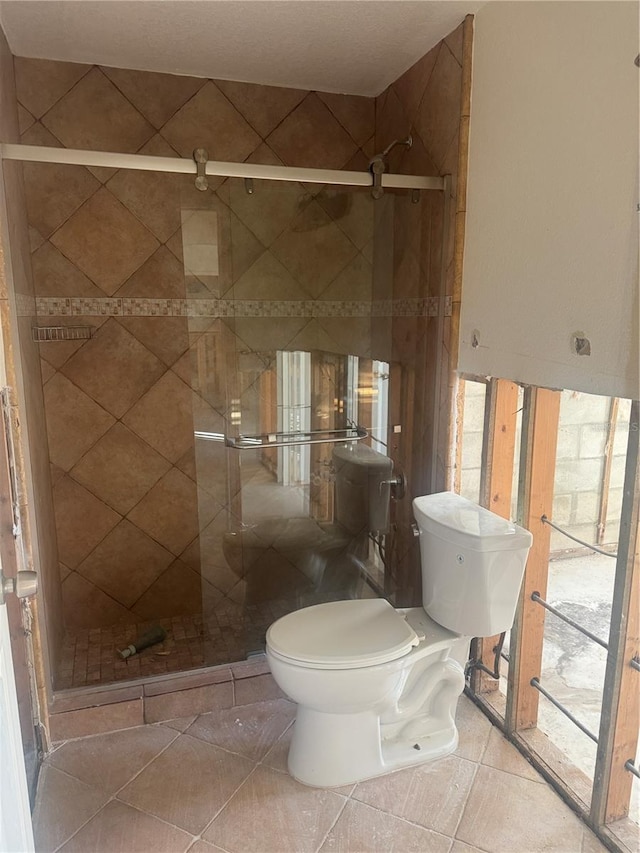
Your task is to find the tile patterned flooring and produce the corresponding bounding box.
[33,694,608,853]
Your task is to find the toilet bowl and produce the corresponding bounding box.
[265,492,533,788]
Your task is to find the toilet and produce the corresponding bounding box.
[265,491,533,788]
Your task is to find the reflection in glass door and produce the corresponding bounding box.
[185,179,408,666]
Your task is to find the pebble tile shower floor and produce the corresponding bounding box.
[57,602,294,689]
[33,694,608,853]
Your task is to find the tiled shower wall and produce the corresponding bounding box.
[15,16,472,674]
[16,56,383,642]
[374,18,472,605]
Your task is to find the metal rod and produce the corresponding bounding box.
[630,656,640,673]
[0,143,444,191]
[530,678,599,744]
[541,515,617,558]
[531,591,609,650]
[624,759,640,779]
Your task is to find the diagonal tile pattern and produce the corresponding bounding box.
[33,695,609,853]
[20,53,381,643]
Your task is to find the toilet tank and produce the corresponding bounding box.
[412,492,533,637]
[332,444,393,535]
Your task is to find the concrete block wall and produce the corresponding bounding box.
[459,384,630,551]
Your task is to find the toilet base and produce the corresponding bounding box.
[287,705,459,788]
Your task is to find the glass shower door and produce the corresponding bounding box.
[186,178,399,665]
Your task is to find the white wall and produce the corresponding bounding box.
[459,1,639,399]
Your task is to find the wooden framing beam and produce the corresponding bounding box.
[506,386,561,731]
[592,399,640,825]
[596,397,619,545]
[470,378,520,694]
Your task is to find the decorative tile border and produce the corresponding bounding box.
[15,292,36,317]
[35,296,441,318]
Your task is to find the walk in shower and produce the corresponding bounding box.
[22,158,440,688]
[7,26,468,691]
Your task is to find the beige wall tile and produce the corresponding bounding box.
[51,188,159,295]
[60,571,132,631]
[17,102,35,134]
[392,46,440,128]
[32,241,103,298]
[317,92,375,148]
[270,200,357,298]
[61,318,165,418]
[414,42,463,172]
[222,177,305,248]
[15,57,90,119]
[21,122,100,238]
[232,251,307,301]
[267,92,357,170]
[42,66,154,155]
[122,369,195,463]
[101,65,205,129]
[216,79,306,138]
[161,80,261,161]
[77,519,175,607]
[70,422,171,514]
[131,560,206,621]
[127,467,203,555]
[107,134,189,243]
[43,372,115,471]
[117,245,186,299]
[53,475,120,568]
[118,316,190,368]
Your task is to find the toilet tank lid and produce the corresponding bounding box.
[266,599,420,669]
[332,443,393,470]
[413,492,533,552]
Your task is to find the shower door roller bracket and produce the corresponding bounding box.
[0,569,38,606]
[193,148,209,191]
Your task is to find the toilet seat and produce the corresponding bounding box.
[266,598,421,670]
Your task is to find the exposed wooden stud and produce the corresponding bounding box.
[470,378,520,694]
[592,399,640,825]
[597,397,619,545]
[506,386,561,731]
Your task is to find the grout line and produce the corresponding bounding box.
[449,758,479,840]
[35,765,110,853]
[197,761,260,842]
[313,789,350,853]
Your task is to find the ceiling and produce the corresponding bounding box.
[0,1,483,96]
